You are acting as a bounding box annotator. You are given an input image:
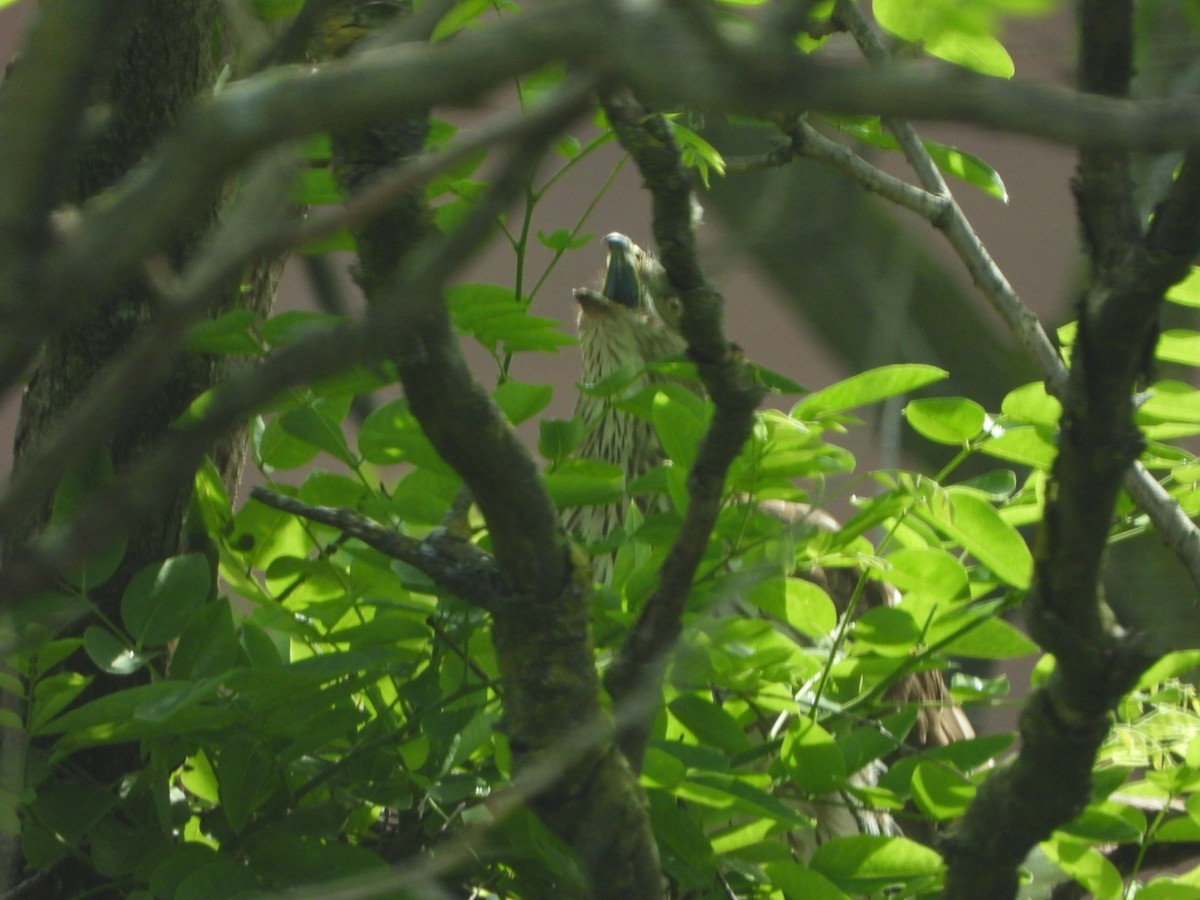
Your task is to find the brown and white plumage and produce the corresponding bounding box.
[568,233,971,853]
[564,234,686,580]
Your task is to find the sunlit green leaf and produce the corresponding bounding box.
[796,365,948,417]
[746,576,837,640]
[1038,836,1123,900]
[1157,329,1200,366]
[1166,267,1200,307]
[905,396,987,444]
[918,488,1032,588]
[912,761,975,820]
[783,721,846,794]
[810,835,945,893]
[1002,381,1061,426]
[978,425,1058,468]
[668,694,753,754]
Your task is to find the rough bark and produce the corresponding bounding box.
[1,4,281,894]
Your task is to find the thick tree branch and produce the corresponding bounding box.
[21,0,1200,403]
[599,86,765,770]
[1073,0,1141,276]
[0,89,587,557]
[315,24,660,888]
[0,0,142,388]
[0,321,372,618]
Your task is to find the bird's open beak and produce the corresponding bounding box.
[602,233,639,309]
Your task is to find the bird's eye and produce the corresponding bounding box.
[662,296,683,327]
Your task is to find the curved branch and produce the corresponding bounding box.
[600,86,765,769]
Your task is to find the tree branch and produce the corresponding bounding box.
[599,86,765,770]
[249,487,513,612]
[21,0,1200,403]
[0,0,142,373]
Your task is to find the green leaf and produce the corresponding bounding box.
[783,721,847,794]
[936,612,1038,659]
[170,599,240,680]
[1038,836,1123,900]
[358,397,456,475]
[1166,267,1200,307]
[446,283,576,353]
[280,405,356,466]
[810,835,945,893]
[1137,650,1200,690]
[47,449,126,589]
[918,487,1032,588]
[1139,380,1200,424]
[1002,381,1061,426]
[960,468,1018,500]
[905,396,987,444]
[326,614,433,647]
[29,672,92,734]
[431,0,491,41]
[184,310,261,354]
[912,760,975,820]
[764,861,849,900]
[924,140,1008,200]
[749,362,807,394]
[539,417,586,462]
[82,627,150,676]
[979,425,1058,468]
[795,365,948,417]
[121,554,212,647]
[745,576,837,640]
[875,0,1017,77]
[653,390,707,468]
[494,380,554,425]
[853,607,923,656]
[260,310,345,346]
[291,167,342,206]
[646,789,718,890]
[536,228,593,252]
[670,120,726,187]
[1157,329,1200,366]
[247,0,304,20]
[174,860,261,900]
[668,694,752,754]
[545,458,624,509]
[147,845,221,899]
[256,414,319,469]
[884,548,969,602]
[218,735,275,834]
[1060,804,1144,844]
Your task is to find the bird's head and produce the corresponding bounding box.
[575,233,683,330]
[574,234,685,382]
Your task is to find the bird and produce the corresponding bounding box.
[563,233,688,584]
[567,232,973,856]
